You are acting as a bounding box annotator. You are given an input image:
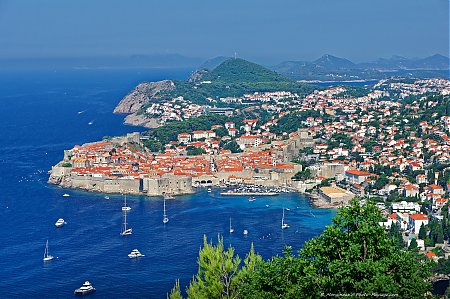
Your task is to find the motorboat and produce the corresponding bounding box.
[63,193,70,197]
[207,187,212,193]
[243,229,248,236]
[163,193,175,200]
[248,197,256,202]
[43,240,54,262]
[55,218,66,228]
[128,249,145,259]
[104,196,110,200]
[74,281,96,296]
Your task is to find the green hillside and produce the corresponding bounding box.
[203,58,290,83]
[140,58,316,110]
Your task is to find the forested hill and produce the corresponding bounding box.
[114,58,316,127]
[201,58,290,83]
[161,58,315,105]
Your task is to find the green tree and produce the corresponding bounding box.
[223,140,242,153]
[292,169,312,181]
[168,280,183,299]
[214,127,229,137]
[186,146,206,156]
[388,223,404,248]
[409,238,419,252]
[418,223,427,240]
[424,236,435,248]
[186,235,242,299]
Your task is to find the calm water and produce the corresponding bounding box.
[0,69,335,298]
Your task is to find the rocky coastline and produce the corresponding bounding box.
[303,190,341,209]
[114,80,176,128]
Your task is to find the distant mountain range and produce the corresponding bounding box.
[272,54,449,81]
[2,53,448,80]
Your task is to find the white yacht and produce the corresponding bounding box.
[62,193,70,197]
[207,187,212,193]
[243,229,248,236]
[128,249,145,259]
[120,209,132,236]
[43,240,54,262]
[163,199,169,224]
[74,281,96,296]
[282,208,290,229]
[229,217,234,234]
[55,218,66,228]
[121,194,131,211]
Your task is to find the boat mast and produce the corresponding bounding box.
[123,210,127,232]
[163,199,166,218]
[44,240,48,258]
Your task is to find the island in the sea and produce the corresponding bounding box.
[49,57,450,209]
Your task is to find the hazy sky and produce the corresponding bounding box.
[0,0,448,63]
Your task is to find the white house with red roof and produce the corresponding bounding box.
[344,169,372,184]
[177,133,191,144]
[408,214,429,234]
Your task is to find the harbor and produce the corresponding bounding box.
[220,185,294,196]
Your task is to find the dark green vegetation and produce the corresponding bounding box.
[143,114,231,152]
[202,58,288,83]
[169,200,431,298]
[143,58,316,109]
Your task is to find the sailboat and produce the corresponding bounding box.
[281,208,290,229]
[120,209,132,236]
[229,217,234,234]
[163,199,169,224]
[122,194,131,211]
[43,240,54,262]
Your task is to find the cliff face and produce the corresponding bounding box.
[114,80,176,114]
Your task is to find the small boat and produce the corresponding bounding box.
[163,193,175,200]
[243,229,248,236]
[104,196,110,200]
[88,120,94,125]
[43,240,54,262]
[229,217,234,234]
[55,218,66,228]
[248,197,256,202]
[207,188,212,193]
[120,208,132,236]
[282,208,290,229]
[122,194,131,211]
[74,281,96,296]
[128,249,145,259]
[163,198,169,224]
[62,193,70,197]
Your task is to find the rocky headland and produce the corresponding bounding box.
[114,80,176,128]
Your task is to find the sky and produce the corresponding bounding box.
[0,0,448,64]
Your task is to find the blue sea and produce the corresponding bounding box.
[0,68,335,298]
